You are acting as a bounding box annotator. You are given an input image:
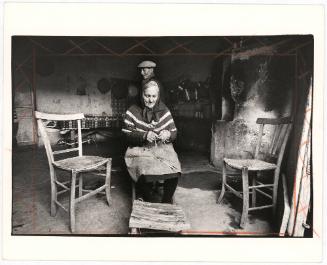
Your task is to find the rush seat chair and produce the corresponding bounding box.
[217,117,292,228]
[35,111,112,232]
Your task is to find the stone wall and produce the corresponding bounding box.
[211,54,295,168]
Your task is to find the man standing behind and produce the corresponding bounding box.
[137,60,165,102]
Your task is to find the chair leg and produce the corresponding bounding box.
[70,170,77,233]
[78,174,83,198]
[131,181,136,201]
[272,169,280,215]
[251,173,257,208]
[172,195,176,205]
[105,159,112,206]
[50,166,57,217]
[217,161,226,204]
[130,184,137,234]
[240,167,249,228]
[130,228,139,235]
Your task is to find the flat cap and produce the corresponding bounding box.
[137,60,156,68]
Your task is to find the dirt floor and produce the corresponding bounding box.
[12,141,275,236]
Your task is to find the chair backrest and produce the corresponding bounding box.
[35,111,85,165]
[254,117,292,166]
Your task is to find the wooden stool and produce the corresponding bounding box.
[129,200,190,234]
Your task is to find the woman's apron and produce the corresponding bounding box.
[124,143,181,182]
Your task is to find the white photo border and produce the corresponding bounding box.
[2,2,325,262]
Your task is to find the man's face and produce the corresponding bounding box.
[140,67,154,80]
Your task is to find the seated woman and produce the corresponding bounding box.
[122,80,181,204]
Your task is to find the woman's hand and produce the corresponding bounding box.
[158,130,171,142]
[146,131,158,143]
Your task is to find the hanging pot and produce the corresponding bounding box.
[97,78,111,94]
[127,83,139,98]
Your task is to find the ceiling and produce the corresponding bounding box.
[12,35,313,57]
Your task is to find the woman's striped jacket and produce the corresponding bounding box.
[122,104,177,146]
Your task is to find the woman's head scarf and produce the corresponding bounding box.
[140,80,167,123]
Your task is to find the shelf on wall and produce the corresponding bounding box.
[174,116,213,122]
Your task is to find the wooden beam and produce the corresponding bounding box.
[134,39,155,54]
[19,67,32,85]
[37,52,296,57]
[94,40,121,56]
[254,38,267,46]
[298,70,311,79]
[28,37,54,53]
[164,39,193,54]
[232,45,275,60]
[232,39,293,60]
[67,39,87,54]
[121,38,150,55]
[281,40,313,55]
[14,79,28,93]
[256,117,292,125]
[214,46,234,58]
[64,38,92,54]
[15,55,32,71]
[169,38,194,54]
[223,37,234,45]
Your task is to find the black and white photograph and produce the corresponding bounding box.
[2,2,324,262]
[11,34,313,236]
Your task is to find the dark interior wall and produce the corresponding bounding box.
[12,38,35,144]
[13,40,216,145]
[160,57,216,153]
[211,54,295,167]
[159,56,215,83]
[36,56,138,114]
[229,55,294,121]
[12,36,226,146]
[35,55,215,115]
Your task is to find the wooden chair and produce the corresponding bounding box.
[217,117,292,228]
[35,111,112,232]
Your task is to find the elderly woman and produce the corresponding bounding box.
[122,80,181,203]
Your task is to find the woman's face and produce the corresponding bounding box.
[142,86,159,109]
